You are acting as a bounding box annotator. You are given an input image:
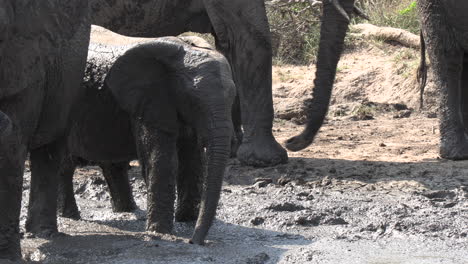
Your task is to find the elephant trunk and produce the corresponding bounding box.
[286,0,355,152]
[190,105,232,245]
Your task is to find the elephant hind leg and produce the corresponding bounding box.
[57,156,80,220]
[100,161,136,212]
[175,126,203,222]
[26,138,66,237]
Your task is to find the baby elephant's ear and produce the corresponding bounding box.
[105,45,179,133]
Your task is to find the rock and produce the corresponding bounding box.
[323,217,349,225]
[393,110,412,119]
[267,202,305,212]
[251,217,265,226]
[245,252,270,264]
[277,176,292,186]
[254,178,273,188]
[294,215,321,226]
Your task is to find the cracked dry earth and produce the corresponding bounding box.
[17,114,468,264]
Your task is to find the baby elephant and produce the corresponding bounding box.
[59,36,235,244]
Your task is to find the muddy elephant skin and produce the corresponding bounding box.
[0,0,90,261]
[59,37,235,245]
[89,0,288,167]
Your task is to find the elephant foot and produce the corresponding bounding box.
[112,199,137,213]
[58,204,81,220]
[24,229,67,240]
[175,206,198,222]
[0,236,21,262]
[237,133,288,167]
[146,222,173,235]
[285,132,314,152]
[440,140,468,160]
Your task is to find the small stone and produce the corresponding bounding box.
[393,110,411,119]
[379,143,386,147]
[277,176,292,186]
[254,178,272,188]
[245,252,270,264]
[200,256,214,262]
[321,176,331,186]
[250,217,265,226]
[294,215,321,226]
[267,202,305,212]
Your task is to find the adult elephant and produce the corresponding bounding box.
[417,1,468,159]
[0,0,90,261]
[89,0,288,167]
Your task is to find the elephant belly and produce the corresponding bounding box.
[443,1,468,50]
[68,87,137,162]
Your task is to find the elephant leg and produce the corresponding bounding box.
[230,95,242,158]
[57,156,81,220]
[0,124,27,261]
[420,0,468,159]
[100,161,136,212]
[26,138,65,237]
[461,53,468,135]
[175,127,203,222]
[205,0,288,167]
[436,51,468,159]
[135,121,177,234]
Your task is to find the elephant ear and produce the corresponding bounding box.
[105,43,181,133]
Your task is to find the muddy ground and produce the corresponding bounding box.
[14,26,468,263]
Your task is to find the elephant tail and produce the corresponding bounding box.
[417,30,428,110]
[0,110,13,137]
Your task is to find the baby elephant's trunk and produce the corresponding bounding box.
[190,105,232,245]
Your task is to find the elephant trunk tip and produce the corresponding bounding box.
[285,127,317,152]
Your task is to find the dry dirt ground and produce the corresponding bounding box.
[14,26,468,263]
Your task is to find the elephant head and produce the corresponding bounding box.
[106,37,235,244]
[286,0,356,151]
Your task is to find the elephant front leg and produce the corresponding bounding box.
[57,156,80,220]
[205,0,288,167]
[100,161,136,212]
[0,128,27,261]
[420,0,468,160]
[175,127,203,222]
[435,52,468,159]
[135,122,177,234]
[26,139,65,237]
